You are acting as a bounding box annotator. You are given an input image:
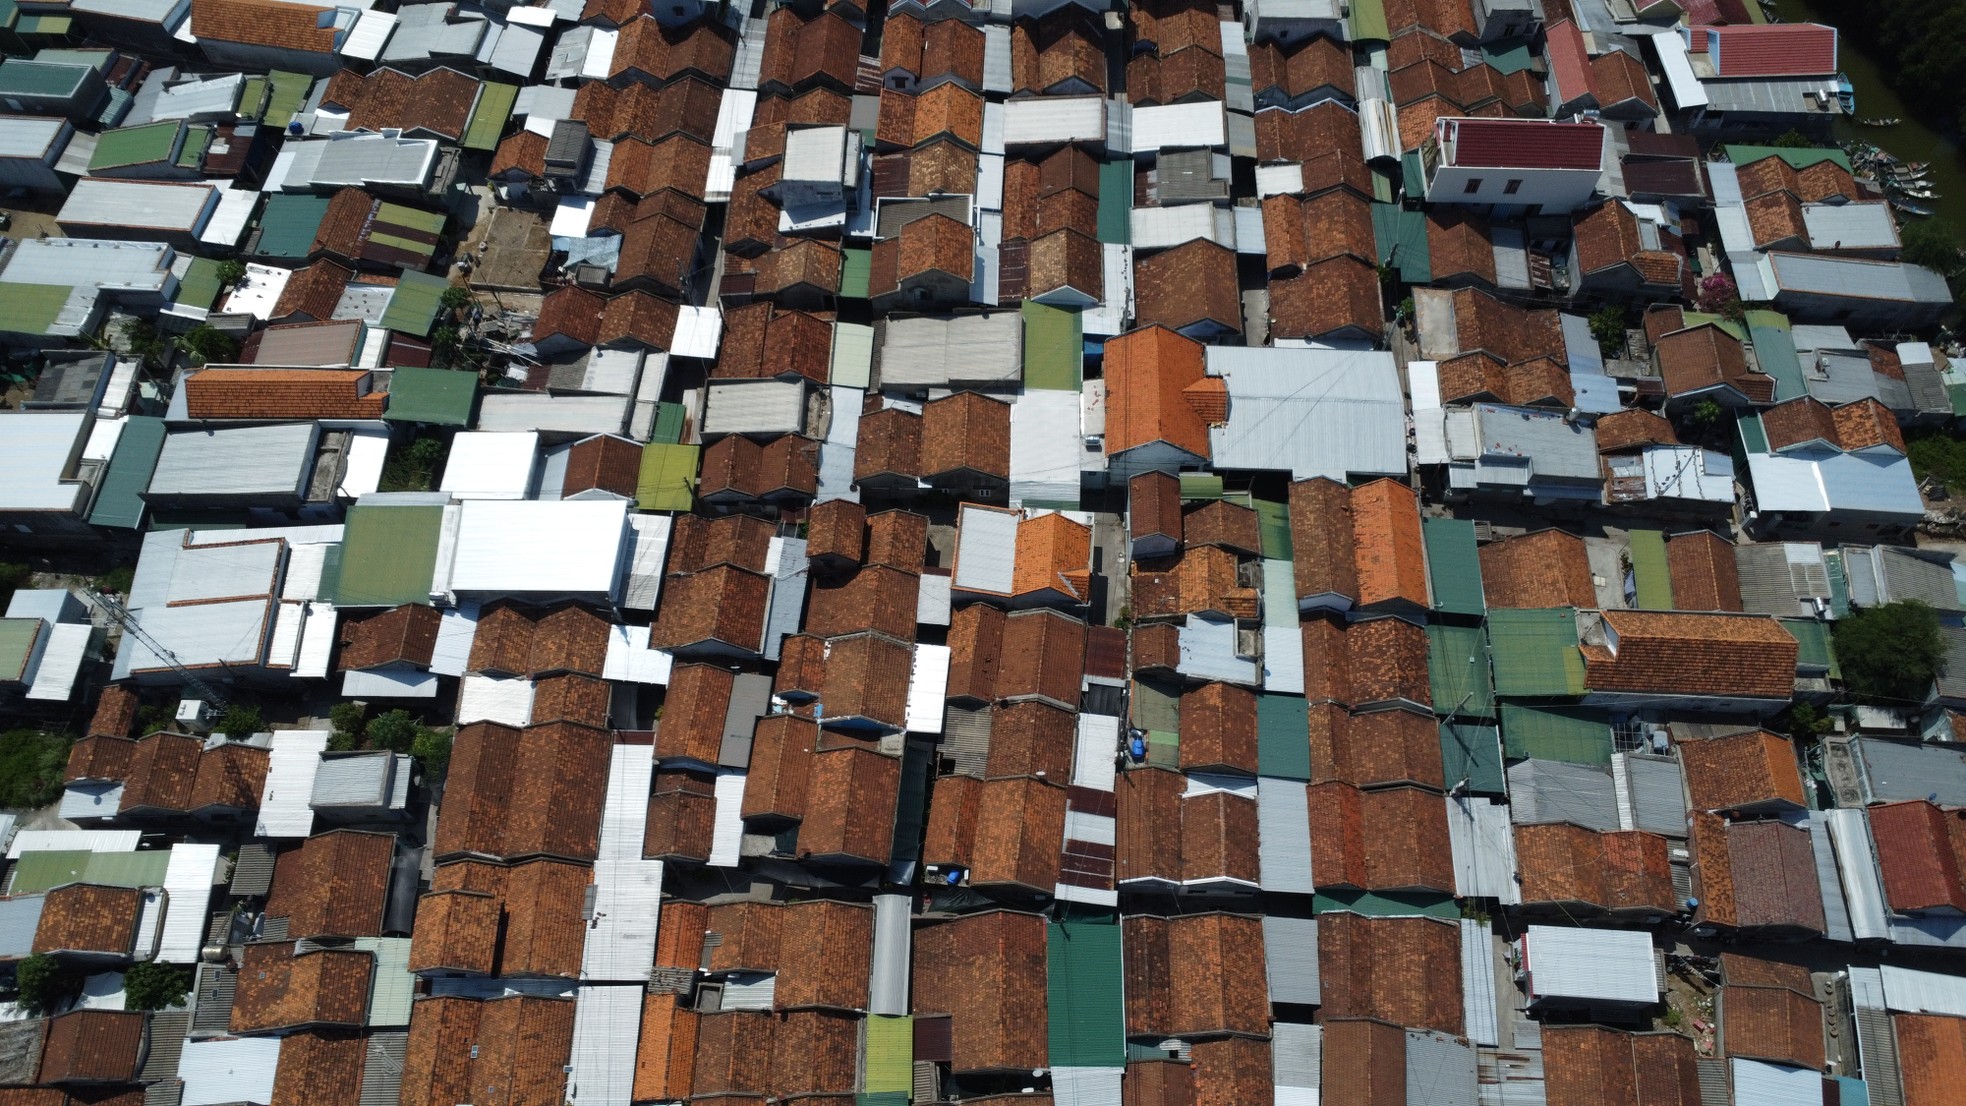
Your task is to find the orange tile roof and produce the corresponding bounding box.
[1656,323,1773,403]
[185,368,386,421]
[1012,512,1092,600]
[1831,397,1905,452]
[1315,913,1464,1036]
[1480,529,1597,610]
[1308,782,1455,894]
[231,942,372,1033]
[1514,823,1676,913]
[1350,479,1429,610]
[1102,325,1211,458]
[1135,239,1242,334]
[1895,1013,1966,1105]
[1595,408,1679,452]
[1676,729,1808,813]
[192,0,338,52]
[32,884,140,956]
[1867,800,1966,914]
[1587,612,1796,699]
[1666,529,1743,612]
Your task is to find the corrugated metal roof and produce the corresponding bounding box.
[952,505,1019,593]
[1521,925,1656,1005]
[1408,1029,1480,1106]
[358,1031,407,1106]
[566,984,642,1104]
[701,378,805,436]
[1047,921,1125,1067]
[1460,919,1500,1048]
[1258,777,1314,894]
[1261,915,1319,1004]
[158,844,221,964]
[0,895,44,958]
[177,1036,277,1106]
[1501,704,1611,766]
[1507,758,1619,830]
[1204,346,1406,480]
[1423,518,1484,616]
[254,729,327,837]
[1442,721,1504,795]
[1620,753,1687,838]
[1629,530,1673,610]
[866,1014,913,1093]
[1730,1058,1824,1106]
[1429,624,1495,720]
[870,894,911,1016]
[1855,738,1966,806]
[878,312,1023,388]
[1448,795,1520,903]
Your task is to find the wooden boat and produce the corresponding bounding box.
[1897,187,1941,200]
[1891,198,1936,216]
[1859,117,1902,126]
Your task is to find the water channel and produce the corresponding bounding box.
[1769,0,1966,236]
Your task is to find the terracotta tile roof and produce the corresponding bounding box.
[1590,48,1659,112]
[912,910,1049,1073]
[1129,3,1223,54]
[272,259,354,322]
[1128,46,1228,105]
[597,288,682,350]
[1299,615,1352,705]
[1656,323,1772,403]
[632,994,698,1102]
[882,13,985,87]
[185,367,385,421]
[1266,257,1376,339]
[1437,351,1574,408]
[758,8,863,93]
[997,608,1086,708]
[1250,34,1356,100]
[574,77,724,144]
[925,771,982,870]
[1894,1013,1966,1105]
[1596,408,1679,452]
[690,1009,777,1095]
[1316,913,1464,1036]
[1310,705,1443,789]
[1351,479,1429,610]
[1666,530,1743,612]
[1123,913,1267,1038]
[271,1031,368,1106]
[498,858,590,978]
[561,433,643,500]
[1130,471,1182,545]
[468,605,534,676]
[643,766,715,861]
[1191,1036,1272,1106]
[400,994,575,1106]
[1444,287,1567,366]
[432,722,520,858]
[817,632,914,729]
[1422,211,1497,286]
[969,776,1068,890]
[614,211,702,298]
[36,1009,144,1084]
[118,730,202,813]
[1831,397,1905,452]
[1794,160,1858,203]
[1081,623,1139,681]
[722,162,785,254]
[985,700,1076,781]
[1318,1018,1406,1106]
[611,16,735,84]
[1133,621,1182,674]
[1115,766,1184,883]
[774,633,826,701]
[1261,191,1374,275]
[1012,512,1092,601]
[1255,103,1368,179]
[804,498,867,566]
[800,745,900,863]
[1131,544,1259,622]
[1868,800,1966,914]
[668,513,775,574]
[66,735,136,783]
[1024,226,1104,301]
[504,722,611,860]
[714,302,833,382]
[192,0,338,52]
[1135,239,1241,334]
[1586,612,1796,699]
[1514,823,1676,913]
[946,602,1006,702]
[1178,682,1260,774]
[1011,10,1107,95]
[1480,529,1597,609]
[323,67,480,142]
[86,683,140,741]
[1125,1059,1196,1106]
[338,603,442,671]
[1180,790,1261,885]
[876,82,984,150]
[1308,782,1454,893]
[753,236,841,299]
[189,741,269,812]
[865,510,928,573]
[490,129,547,178]
[741,714,815,823]
[1351,619,1432,709]
[657,662,734,765]
[232,942,372,1033]
[697,433,819,502]
[1722,980,1825,1069]
[1542,1025,1701,1106]
[854,406,923,484]
[533,285,604,346]
[1745,190,1809,248]
[1103,325,1212,459]
[1677,730,1807,812]
[652,565,771,654]
[267,829,396,939]
[807,565,920,642]
[527,605,611,677]
[1574,200,1651,278]
[768,1009,860,1092]
[408,887,500,973]
[1287,477,1359,606]
[920,391,1011,481]
[1722,818,1827,931]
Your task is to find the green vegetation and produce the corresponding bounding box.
[0,729,72,809]
[216,704,264,739]
[380,436,445,492]
[137,703,176,735]
[412,727,453,781]
[1902,218,1963,277]
[1770,129,1814,150]
[122,961,190,1011]
[1818,0,1966,133]
[1833,599,1946,705]
[365,709,419,753]
[1588,305,1629,358]
[119,318,172,369]
[96,565,134,596]
[1779,702,1835,740]
[175,324,239,366]
[12,953,78,1015]
[329,702,366,749]
[213,260,247,289]
[440,285,474,312]
[1908,427,1966,492]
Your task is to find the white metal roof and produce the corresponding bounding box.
[1744,450,1924,519]
[1801,202,1898,250]
[1769,251,1953,305]
[177,1037,281,1106]
[603,623,673,685]
[708,771,746,868]
[158,843,221,963]
[0,115,66,159]
[58,780,122,821]
[254,730,328,839]
[441,431,541,500]
[1002,95,1105,146]
[59,178,217,232]
[700,379,805,436]
[1730,1059,1824,1106]
[1204,346,1405,480]
[565,984,643,1105]
[1009,389,1088,508]
[1447,796,1520,904]
[1460,919,1500,1047]
[907,644,951,734]
[879,312,1023,388]
[951,504,1019,593]
[445,499,628,596]
[0,412,92,512]
[1522,925,1656,1004]
[150,423,317,498]
[7,827,142,859]
[1130,101,1228,153]
[456,674,535,726]
[1257,777,1313,894]
[1877,964,1966,1017]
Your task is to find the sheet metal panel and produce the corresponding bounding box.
[157,843,220,964]
[565,984,643,1105]
[253,730,327,838]
[908,645,952,734]
[1799,811,1854,944]
[1827,808,1890,942]
[1262,915,1320,1004]
[870,893,911,1016]
[1461,919,1500,1048]
[1449,796,1520,904]
[1408,1029,1480,1106]
[1258,777,1315,894]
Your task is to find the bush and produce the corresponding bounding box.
[440,285,474,311]
[214,260,247,288]
[96,565,135,596]
[1909,429,1966,492]
[1588,305,1628,359]
[412,727,453,781]
[0,562,27,611]
[216,704,264,739]
[122,961,190,1011]
[175,325,239,366]
[329,702,366,741]
[1902,218,1963,276]
[1834,599,1946,705]
[365,709,419,753]
[0,729,72,809]
[136,703,176,736]
[380,436,446,492]
[12,954,77,1015]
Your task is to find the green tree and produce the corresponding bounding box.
[1779,702,1834,740]
[96,565,135,596]
[175,325,239,366]
[440,285,474,312]
[1834,599,1946,705]
[122,961,190,1011]
[1769,129,1813,149]
[365,709,419,753]
[1689,398,1725,430]
[214,260,247,288]
[329,702,366,744]
[1909,428,1966,491]
[136,703,176,736]
[1588,305,1628,358]
[119,319,171,368]
[1902,218,1962,276]
[412,727,453,781]
[0,729,73,808]
[380,436,446,492]
[12,954,78,1015]
[216,704,264,739]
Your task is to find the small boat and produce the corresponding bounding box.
[1892,198,1936,216]
[1859,117,1902,127]
[1898,187,1941,200]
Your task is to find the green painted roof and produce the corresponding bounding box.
[1681,312,1748,341]
[239,75,266,116]
[1725,144,1851,172]
[1441,721,1505,794]
[1737,410,1770,454]
[839,248,871,299]
[1500,703,1612,765]
[1782,618,1839,677]
[1428,623,1495,719]
[1256,693,1311,780]
[255,193,332,259]
[1421,517,1483,615]
[1482,40,1538,74]
[1401,151,1425,200]
[0,282,71,337]
[17,13,67,34]
[176,125,210,168]
[1373,202,1430,284]
[91,120,180,170]
[1348,0,1390,41]
[88,415,167,529]
[1744,311,1807,403]
[0,617,38,681]
[1178,473,1223,500]
[461,82,518,151]
[1629,530,1673,611]
[384,367,476,426]
[327,503,444,607]
[376,202,447,237]
[863,1016,912,1093]
[1131,678,1180,733]
[176,256,222,311]
[1825,551,1850,618]
[1098,159,1132,243]
[1022,301,1082,391]
[1254,499,1290,560]
[379,270,450,337]
[1313,890,1456,918]
[637,443,699,511]
[262,70,312,129]
[1487,608,1587,697]
[648,402,688,445]
[0,59,88,97]
[1046,921,1125,1066]
[9,848,172,893]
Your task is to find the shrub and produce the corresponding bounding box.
[214,260,247,288]
[122,961,190,1011]
[365,709,419,753]
[13,954,78,1015]
[329,702,366,742]
[175,325,239,366]
[1834,599,1946,705]
[1588,305,1628,359]
[412,728,453,781]
[216,704,264,739]
[0,730,73,808]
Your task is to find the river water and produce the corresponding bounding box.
[1766,0,1966,234]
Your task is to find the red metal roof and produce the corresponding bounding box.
[1445,118,1605,172]
[1706,24,1838,77]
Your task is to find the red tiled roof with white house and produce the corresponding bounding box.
[1703,24,1838,78]
[1439,117,1605,171]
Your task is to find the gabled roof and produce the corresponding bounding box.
[1179,682,1259,775]
[1309,705,1442,789]
[1289,477,1359,605]
[33,884,141,956]
[854,406,923,482]
[1586,612,1796,699]
[1542,1025,1701,1106]
[1250,35,1355,100]
[1895,1013,1966,1104]
[1351,479,1429,611]
[1135,239,1242,335]
[231,942,372,1033]
[996,608,1085,708]
[911,911,1048,1073]
[400,994,575,1106]
[1440,117,1605,171]
[36,1009,145,1085]
[322,67,480,143]
[1514,823,1676,913]
[1761,395,1904,453]
[266,829,396,940]
[1480,529,1596,610]
[1262,191,1375,276]
[1102,325,1211,459]
[757,9,864,93]
[1704,23,1838,77]
[921,391,1011,480]
[1316,913,1463,1036]
[1867,799,1966,914]
[192,0,339,52]
[1665,530,1743,612]
[806,565,919,642]
[1012,511,1092,601]
[1308,781,1454,893]
[1676,729,1806,813]
[185,368,384,421]
[1122,914,1267,1039]
[1656,324,1772,403]
[798,744,899,864]
[1011,9,1107,95]
[610,16,736,85]
[880,12,985,87]
[1595,409,1679,453]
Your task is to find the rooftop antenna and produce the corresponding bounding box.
[83,586,230,712]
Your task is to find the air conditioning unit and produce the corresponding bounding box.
[176,699,213,734]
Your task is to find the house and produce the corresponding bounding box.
[1655,323,1773,410]
[190,0,355,77]
[1571,201,1683,298]
[1738,396,1924,539]
[1248,34,1355,110]
[1316,913,1464,1036]
[1677,24,1844,139]
[1513,823,1676,918]
[1100,325,1213,480]
[1134,239,1241,340]
[1542,1026,1702,1105]
[1582,611,1799,712]
[1423,117,1605,214]
[868,213,975,311]
[1011,10,1108,96]
[912,911,1049,1073]
[1689,816,1827,936]
[1480,529,1597,610]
